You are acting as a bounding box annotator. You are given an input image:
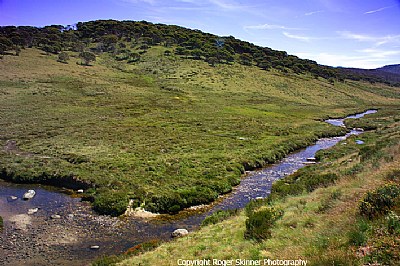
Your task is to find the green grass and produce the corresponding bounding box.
[0,47,399,215]
[116,109,400,266]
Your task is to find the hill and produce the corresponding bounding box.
[1,20,399,86]
[338,64,400,85]
[377,64,400,75]
[0,20,399,216]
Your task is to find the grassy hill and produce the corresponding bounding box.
[0,21,399,216]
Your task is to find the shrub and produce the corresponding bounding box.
[93,191,129,216]
[244,206,283,241]
[359,184,400,219]
[202,209,239,226]
[57,52,69,63]
[386,211,400,234]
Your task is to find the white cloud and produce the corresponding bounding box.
[244,24,303,30]
[305,10,323,16]
[295,51,398,69]
[120,0,157,5]
[338,31,400,46]
[283,32,312,42]
[357,48,400,58]
[364,5,395,14]
[208,0,251,10]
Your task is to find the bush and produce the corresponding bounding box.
[244,206,283,241]
[386,211,400,234]
[93,191,129,216]
[359,184,400,219]
[57,52,69,63]
[202,209,239,226]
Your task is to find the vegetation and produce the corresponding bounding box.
[244,206,283,241]
[117,108,400,266]
[201,209,239,226]
[0,20,399,216]
[0,215,3,232]
[1,20,399,85]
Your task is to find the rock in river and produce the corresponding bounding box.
[23,190,36,200]
[28,208,39,215]
[171,229,189,238]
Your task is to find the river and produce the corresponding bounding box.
[0,109,377,266]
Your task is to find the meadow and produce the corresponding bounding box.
[115,103,400,266]
[0,47,399,215]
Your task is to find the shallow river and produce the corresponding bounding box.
[0,109,376,265]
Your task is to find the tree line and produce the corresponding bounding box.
[1,19,399,86]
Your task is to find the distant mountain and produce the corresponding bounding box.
[376,64,400,75]
[337,64,400,85]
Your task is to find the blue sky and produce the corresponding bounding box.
[1,0,399,68]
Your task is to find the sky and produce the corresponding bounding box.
[0,0,399,69]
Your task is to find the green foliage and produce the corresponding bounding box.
[202,209,240,226]
[93,191,129,216]
[347,219,369,246]
[385,211,400,234]
[359,183,400,219]
[271,169,339,198]
[244,206,283,241]
[57,51,69,63]
[79,51,96,65]
[1,20,398,85]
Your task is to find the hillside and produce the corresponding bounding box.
[338,64,400,85]
[377,64,400,75]
[1,20,399,86]
[0,20,399,217]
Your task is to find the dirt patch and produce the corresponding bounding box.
[8,214,32,231]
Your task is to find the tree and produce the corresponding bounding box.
[58,52,69,63]
[79,51,96,65]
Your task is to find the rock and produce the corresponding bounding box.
[77,189,84,193]
[171,229,189,238]
[23,190,36,200]
[90,245,100,250]
[8,196,18,202]
[28,208,39,215]
[303,161,316,165]
[50,215,61,219]
[306,157,316,161]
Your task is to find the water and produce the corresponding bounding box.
[0,109,377,265]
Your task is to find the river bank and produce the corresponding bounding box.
[0,109,380,265]
[117,107,400,266]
